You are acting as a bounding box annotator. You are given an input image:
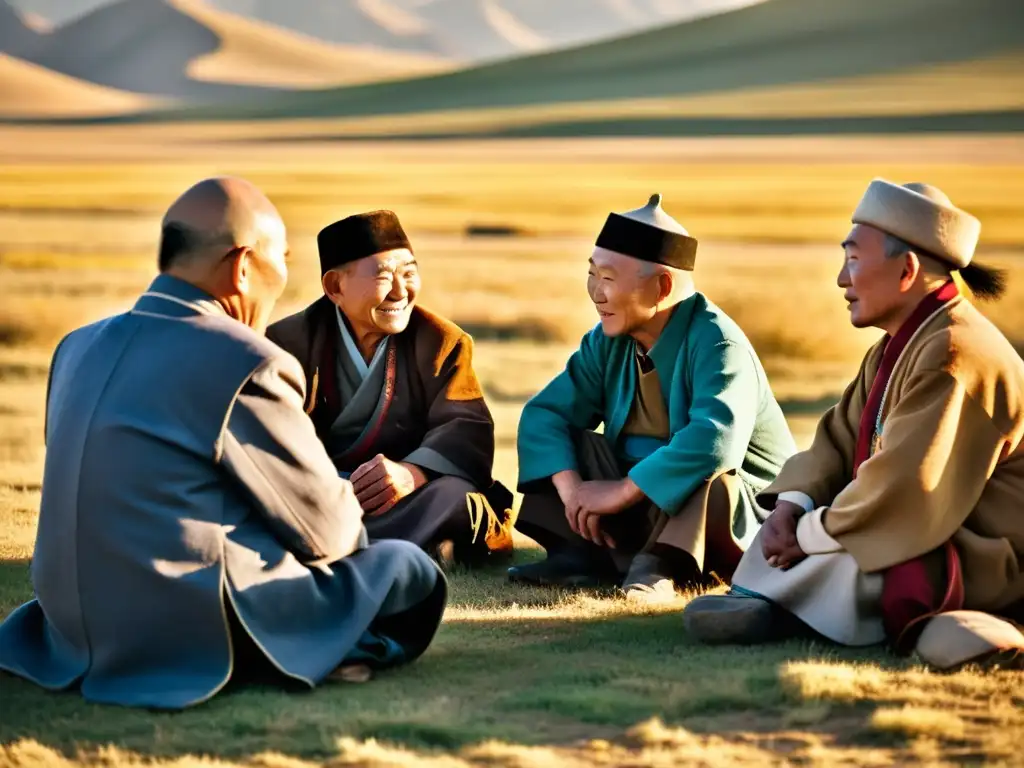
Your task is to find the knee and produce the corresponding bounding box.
[371,539,440,595]
[427,475,477,496]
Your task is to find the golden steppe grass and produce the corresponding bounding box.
[0,133,1022,766]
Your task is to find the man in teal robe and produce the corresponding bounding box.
[511,194,797,597]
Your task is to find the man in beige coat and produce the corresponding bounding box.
[684,179,1024,670]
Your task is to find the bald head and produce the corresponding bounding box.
[158,177,290,334]
[159,177,284,271]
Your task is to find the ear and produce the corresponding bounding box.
[657,271,673,304]
[227,247,252,294]
[322,268,344,303]
[899,251,922,293]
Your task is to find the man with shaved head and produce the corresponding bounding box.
[0,178,447,709]
[510,195,795,598]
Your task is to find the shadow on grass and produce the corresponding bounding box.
[0,555,913,762]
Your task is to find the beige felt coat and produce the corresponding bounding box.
[754,295,1024,621]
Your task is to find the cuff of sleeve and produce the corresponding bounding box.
[626,463,673,514]
[777,491,816,515]
[795,507,844,555]
[403,447,472,482]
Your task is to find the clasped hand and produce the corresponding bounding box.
[760,501,807,570]
[349,454,426,517]
[555,475,637,549]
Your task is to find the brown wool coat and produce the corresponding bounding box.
[759,296,1024,614]
[267,298,496,488]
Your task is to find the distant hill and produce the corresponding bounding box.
[207,0,441,56]
[4,0,110,25]
[0,0,40,55]
[7,0,769,63]
[156,0,1022,133]
[4,0,448,104]
[177,0,450,88]
[0,51,154,117]
[415,0,546,61]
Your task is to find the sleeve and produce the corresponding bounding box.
[218,356,366,566]
[409,332,495,488]
[756,347,878,510]
[43,334,71,446]
[516,327,606,489]
[823,368,1009,572]
[777,491,816,513]
[627,340,759,514]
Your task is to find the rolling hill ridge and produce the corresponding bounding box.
[147,0,1024,126]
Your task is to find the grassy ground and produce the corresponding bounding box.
[1,135,1023,766]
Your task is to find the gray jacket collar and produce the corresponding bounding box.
[132,274,228,319]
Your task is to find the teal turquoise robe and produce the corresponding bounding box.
[517,293,796,548]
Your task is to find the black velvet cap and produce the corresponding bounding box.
[317,210,412,275]
[595,194,698,271]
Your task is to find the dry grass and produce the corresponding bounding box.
[1,133,1023,766]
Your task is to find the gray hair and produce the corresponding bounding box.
[882,233,1007,301]
[883,234,917,260]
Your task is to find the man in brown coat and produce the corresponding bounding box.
[684,179,1024,670]
[268,211,513,566]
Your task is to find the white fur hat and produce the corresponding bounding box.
[851,179,981,269]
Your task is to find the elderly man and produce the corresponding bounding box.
[684,179,1024,670]
[267,210,513,567]
[509,194,796,597]
[0,179,447,709]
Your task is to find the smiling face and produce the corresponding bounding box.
[586,247,664,338]
[325,248,420,344]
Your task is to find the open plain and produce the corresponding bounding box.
[0,127,1022,766]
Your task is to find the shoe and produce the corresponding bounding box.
[427,539,457,570]
[682,591,782,644]
[507,549,617,588]
[620,553,678,601]
[915,611,1024,671]
[326,664,373,684]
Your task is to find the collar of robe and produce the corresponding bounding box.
[642,294,699,378]
[853,280,960,476]
[132,274,227,319]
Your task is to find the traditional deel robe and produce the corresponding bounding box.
[0,275,447,710]
[267,297,512,558]
[733,282,1024,648]
[517,292,797,571]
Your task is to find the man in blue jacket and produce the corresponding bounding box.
[511,194,796,598]
[0,178,446,709]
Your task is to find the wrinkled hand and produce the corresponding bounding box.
[761,502,806,570]
[565,479,639,549]
[350,454,426,517]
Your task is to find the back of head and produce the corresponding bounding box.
[159,177,282,271]
[158,177,289,333]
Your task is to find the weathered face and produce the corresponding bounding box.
[837,223,908,330]
[586,247,662,338]
[329,248,420,337]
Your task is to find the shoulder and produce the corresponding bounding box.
[915,299,1021,377]
[409,305,468,344]
[690,294,756,352]
[193,313,305,387]
[912,299,1024,424]
[406,305,475,366]
[266,297,328,358]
